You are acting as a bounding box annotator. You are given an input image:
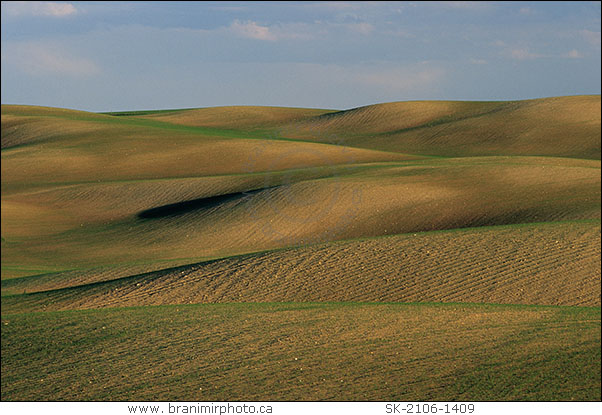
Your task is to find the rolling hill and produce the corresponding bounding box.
[1,95,600,401]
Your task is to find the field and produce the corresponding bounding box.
[1,95,601,401]
[2,303,600,401]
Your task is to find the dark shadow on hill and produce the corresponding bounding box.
[137,186,278,219]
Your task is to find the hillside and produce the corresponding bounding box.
[1,96,600,401]
[2,221,600,314]
[135,96,601,159]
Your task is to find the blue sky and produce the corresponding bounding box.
[1,1,600,111]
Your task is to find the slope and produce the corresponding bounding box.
[2,156,598,277]
[276,95,601,159]
[2,220,600,314]
[131,105,336,129]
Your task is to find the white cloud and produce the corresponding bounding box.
[519,7,533,15]
[4,42,100,77]
[1,1,77,17]
[229,20,276,41]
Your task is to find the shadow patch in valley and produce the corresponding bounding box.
[137,187,277,219]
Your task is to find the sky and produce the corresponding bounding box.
[1,1,601,112]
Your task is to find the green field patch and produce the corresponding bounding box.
[1,302,599,401]
[101,108,195,116]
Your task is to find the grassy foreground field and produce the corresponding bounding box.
[2,303,600,401]
[1,96,601,401]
